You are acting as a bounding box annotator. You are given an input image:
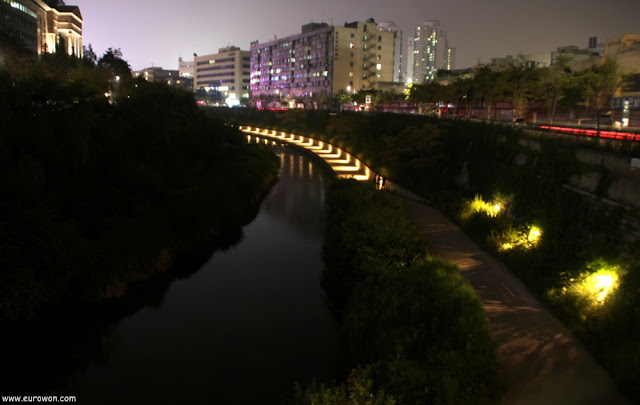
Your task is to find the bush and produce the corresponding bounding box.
[317,179,497,404]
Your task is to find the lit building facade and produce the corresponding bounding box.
[134,67,179,82]
[134,66,192,91]
[378,21,403,83]
[250,22,333,102]
[334,20,396,94]
[193,46,251,103]
[605,34,640,75]
[409,20,454,83]
[178,57,194,78]
[0,0,82,57]
[250,19,396,104]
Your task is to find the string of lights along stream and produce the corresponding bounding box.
[240,126,372,181]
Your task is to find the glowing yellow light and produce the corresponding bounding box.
[527,226,542,244]
[463,195,503,219]
[582,270,619,304]
[239,127,370,181]
[500,242,514,251]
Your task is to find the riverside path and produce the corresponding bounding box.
[387,183,629,405]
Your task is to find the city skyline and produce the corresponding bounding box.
[78,0,639,72]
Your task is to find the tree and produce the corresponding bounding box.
[451,78,474,117]
[82,44,97,67]
[406,82,454,115]
[539,56,577,124]
[334,90,353,106]
[97,48,132,98]
[502,65,541,120]
[97,48,132,79]
[0,30,35,77]
[469,67,505,120]
[578,58,623,135]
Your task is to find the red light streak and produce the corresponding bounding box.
[538,126,640,142]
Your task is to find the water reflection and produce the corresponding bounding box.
[267,148,328,236]
[7,147,341,404]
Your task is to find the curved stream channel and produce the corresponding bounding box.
[64,146,342,403]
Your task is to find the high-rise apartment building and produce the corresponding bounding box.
[0,0,82,57]
[250,19,396,103]
[408,20,454,83]
[378,21,403,83]
[193,46,251,103]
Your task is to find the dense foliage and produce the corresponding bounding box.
[0,55,279,320]
[295,179,498,405]
[404,59,634,124]
[213,108,640,402]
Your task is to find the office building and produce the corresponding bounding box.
[0,0,82,57]
[193,46,251,103]
[178,57,194,78]
[134,66,193,91]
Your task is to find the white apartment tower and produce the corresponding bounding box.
[409,20,454,83]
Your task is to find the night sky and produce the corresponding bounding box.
[78,0,639,71]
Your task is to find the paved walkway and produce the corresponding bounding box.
[389,184,628,404]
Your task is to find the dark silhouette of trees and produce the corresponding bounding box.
[98,47,132,79]
[82,44,97,67]
[0,53,279,320]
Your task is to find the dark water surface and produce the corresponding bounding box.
[64,147,341,404]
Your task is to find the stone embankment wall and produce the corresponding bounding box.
[516,138,640,212]
[514,137,640,245]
